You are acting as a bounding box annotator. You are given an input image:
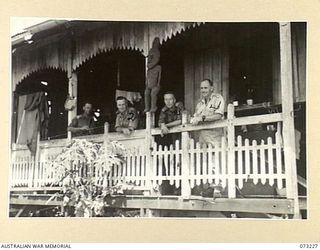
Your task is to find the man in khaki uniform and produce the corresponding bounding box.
[115,96,138,135]
[68,102,96,137]
[191,79,225,146]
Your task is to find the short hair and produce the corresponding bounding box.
[83,102,93,107]
[163,91,176,98]
[201,78,213,86]
[116,96,128,103]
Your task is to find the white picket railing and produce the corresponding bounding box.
[10,104,291,199]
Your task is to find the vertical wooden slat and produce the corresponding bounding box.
[11,157,16,187]
[208,143,213,185]
[244,139,250,181]
[19,157,23,187]
[237,136,244,189]
[152,142,158,188]
[252,140,258,185]
[164,145,169,182]
[141,154,146,187]
[202,144,208,184]
[137,148,141,186]
[214,140,220,186]
[227,104,236,198]
[267,137,275,186]
[195,142,201,186]
[260,140,266,185]
[169,144,174,185]
[221,137,227,188]
[16,157,21,186]
[181,112,191,196]
[39,161,44,187]
[34,156,40,188]
[189,138,195,188]
[276,132,283,189]
[28,155,34,188]
[158,145,163,185]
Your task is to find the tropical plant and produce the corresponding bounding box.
[49,138,131,217]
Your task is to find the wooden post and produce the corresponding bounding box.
[227,104,236,198]
[279,22,300,218]
[104,122,109,144]
[181,112,191,197]
[29,132,40,188]
[145,112,153,193]
[67,35,77,140]
[67,72,77,140]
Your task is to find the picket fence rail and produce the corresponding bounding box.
[10,104,290,199]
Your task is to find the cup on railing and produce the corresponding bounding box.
[246,99,253,105]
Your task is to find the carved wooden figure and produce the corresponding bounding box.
[144,37,162,113]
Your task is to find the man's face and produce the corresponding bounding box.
[83,103,93,115]
[117,99,127,113]
[200,80,214,99]
[164,93,176,109]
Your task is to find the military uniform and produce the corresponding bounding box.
[194,93,225,145]
[157,105,183,195]
[115,107,138,131]
[158,105,182,127]
[68,114,95,137]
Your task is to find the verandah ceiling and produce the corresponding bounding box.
[12,21,203,90]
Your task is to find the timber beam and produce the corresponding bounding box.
[10,194,295,214]
[106,195,294,214]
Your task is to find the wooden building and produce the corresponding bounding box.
[10,21,306,218]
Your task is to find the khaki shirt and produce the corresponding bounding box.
[194,93,225,145]
[68,114,95,137]
[115,107,138,131]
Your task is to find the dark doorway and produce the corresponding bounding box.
[77,50,145,132]
[228,23,277,105]
[159,37,185,108]
[14,69,68,141]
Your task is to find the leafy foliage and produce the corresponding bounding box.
[49,139,131,217]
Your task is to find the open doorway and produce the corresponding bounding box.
[77,50,145,132]
[14,69,68,141]
[228,23,277,105]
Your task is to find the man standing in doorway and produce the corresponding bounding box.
[115,96,139,135]
[191,79,225,146]
[68,102,96,137]
[158,91,183,141]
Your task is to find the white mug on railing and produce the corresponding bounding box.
[246,99,253,105]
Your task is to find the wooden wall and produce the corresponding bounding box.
[12,34,70,91]
[272,23,306,104]
[184,47,229,114]
[183,23,229,114]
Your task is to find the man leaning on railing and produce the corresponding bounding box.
[68,102,96,137]
[190,79,225,146]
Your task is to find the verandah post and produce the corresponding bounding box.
[145,112,154,194]
[67,38,77,140]
[29,132,41,188]
[279,22,300,218]
[227,104,236,198]
[104,122,109,144]
[181,112,191,197]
